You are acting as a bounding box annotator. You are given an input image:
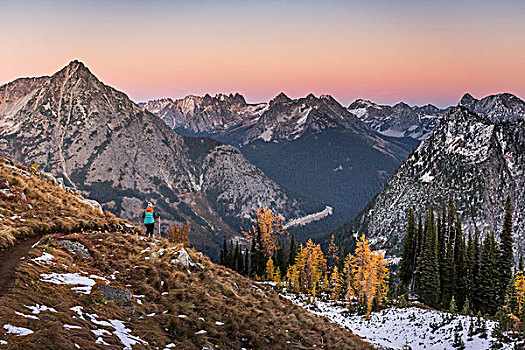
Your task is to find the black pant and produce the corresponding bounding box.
[145,223,154,237]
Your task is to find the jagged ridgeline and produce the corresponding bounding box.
[0,61,324,258]
[333,94,525,257]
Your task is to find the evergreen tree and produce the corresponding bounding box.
[249,236,257,277]
[244,248,250,276]
[220,234,228,266]
[418,206,441,307]
[442,231,455,308]
[255,226,266,277]
[274,241,288,278]
[399,208,417,288]
[438,203,447,305]
[289,228,297,266]
[236,244,244,274]
[478,232,500,315]
[499,197,514,308]
[449,296,457,313]
[227,242,234,269]
[471,229,481,312]
[454,216,467,309]
[413,211,424,293]
[465,233,476,308]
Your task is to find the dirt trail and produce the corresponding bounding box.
[0,237,40,297]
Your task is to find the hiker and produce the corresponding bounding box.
[142,202,159,237]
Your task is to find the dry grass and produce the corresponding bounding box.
[0,158,372,349]
[0,159,136,251]
[0,231,373,349]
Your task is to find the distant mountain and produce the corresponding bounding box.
[139,93,267,135]
[0,61,322,257]
[348,99,448,140]
[144,92,417,238]
[333,93,525,257]
[459,92,525,122]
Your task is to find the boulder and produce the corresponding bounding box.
[57,240,92,259]
[76,196,103,214]
[170,248,203,270]
[171,248,193,266]
[99,285,132,303]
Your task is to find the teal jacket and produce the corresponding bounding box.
[142,209,159,224]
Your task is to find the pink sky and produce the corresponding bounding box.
[1,0,524,107]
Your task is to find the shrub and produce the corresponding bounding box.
[166,223,190,246]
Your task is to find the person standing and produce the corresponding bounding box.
[142,202,159,237]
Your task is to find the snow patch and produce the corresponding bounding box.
[40,273,96,294]
[3,324,34,336]
[32,252,55,264]
[420,172,435,183]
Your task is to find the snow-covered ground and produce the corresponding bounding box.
[282,292,519,350]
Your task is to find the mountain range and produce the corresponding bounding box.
[0,61,323,258]
[142,92,420,238]
[348,99,448,140]
[334,93,525,257]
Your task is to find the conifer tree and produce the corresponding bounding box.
[454,217,467,309]
[465,233,475,307]
[244,248,250,276]
[249,236,257,277]
[233,242,240,271]
[471,229,481,311]
[227,242,234,269]
[220,234,228,266]
[236,244,244,274]
[274,241,287,277]
[418,206,441,307]
[499,197,514,308]
[478,232,500,315]
[438,204,447,304]
[413,211,424,293]
[399,208,416,289]
[442,234,455,308]
[289,228,297,266]
[327,233,339,268]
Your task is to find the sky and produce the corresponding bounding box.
[1,0,524,107]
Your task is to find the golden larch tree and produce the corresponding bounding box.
[515,271,525,314]
[344,235,389,317]
[243,207,286,257]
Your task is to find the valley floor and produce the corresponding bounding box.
[282,292,521,350]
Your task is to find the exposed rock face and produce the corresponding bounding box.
[348,99,448,140]
[334,97,525,257]
[0,61,317,257]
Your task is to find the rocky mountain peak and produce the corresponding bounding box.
[460,92,525,123]
[459,92,477,106]
[270,92,292,105]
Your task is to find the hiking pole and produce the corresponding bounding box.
[158,214,161,237]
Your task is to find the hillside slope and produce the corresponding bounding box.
[0,160,371,349]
